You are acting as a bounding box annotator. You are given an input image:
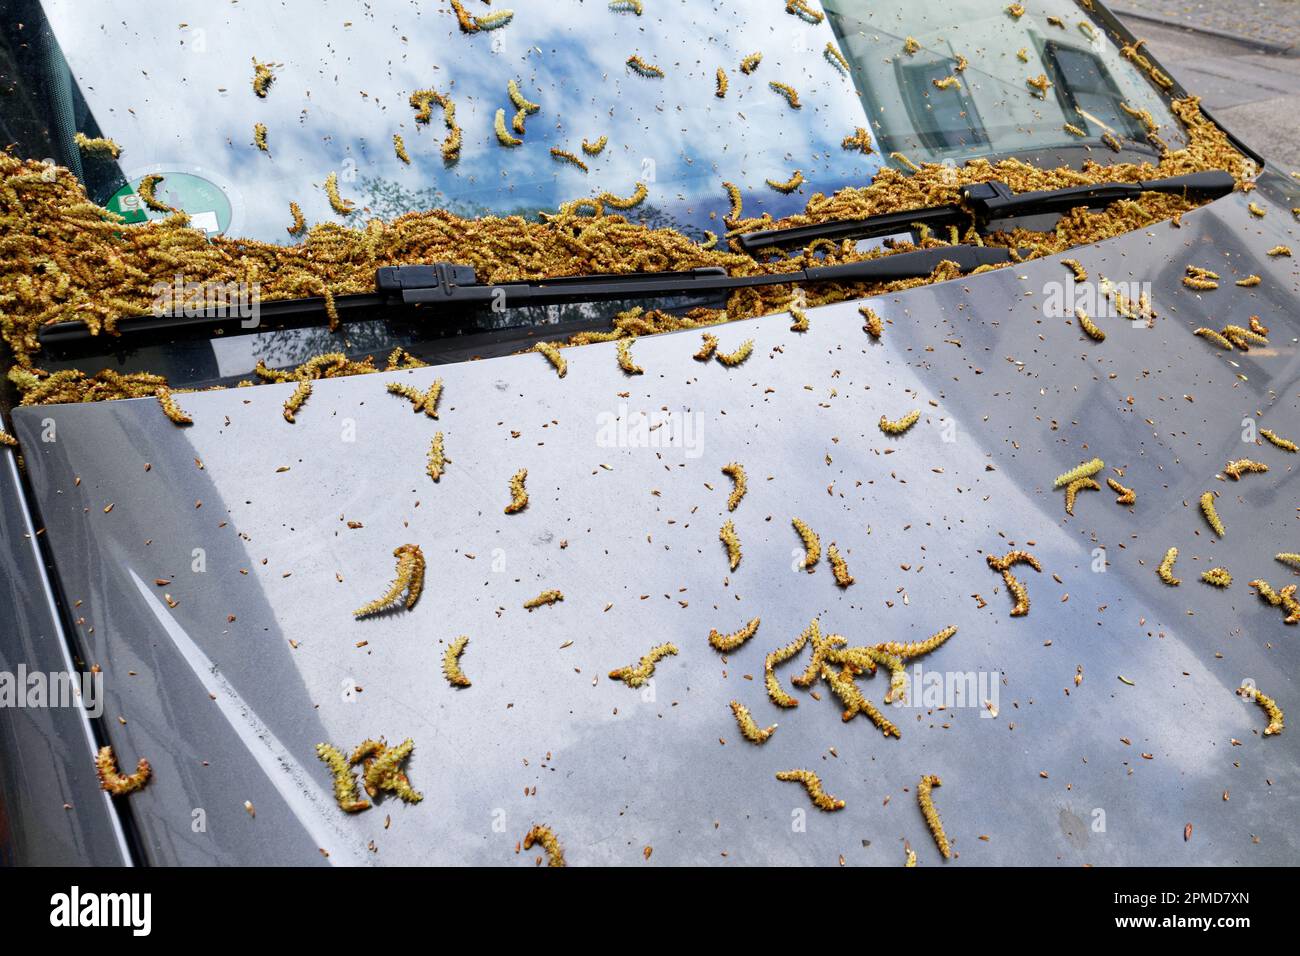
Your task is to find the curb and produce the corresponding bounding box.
[1107,4,1297,57]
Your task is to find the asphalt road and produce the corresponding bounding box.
[1114,14,1300,171]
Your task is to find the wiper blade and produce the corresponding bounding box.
[737,169,1236,254]
[373,244,1015,309]
[39,245,1020,352]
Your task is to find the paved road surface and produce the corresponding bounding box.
[1112,7,1300,170]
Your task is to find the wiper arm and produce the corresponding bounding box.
[373,244,1014,307]
[39,245,1019,352]
[737,169,1236,254]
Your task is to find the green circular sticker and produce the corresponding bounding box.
[108,171,233,234]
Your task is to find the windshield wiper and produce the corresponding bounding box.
[737,169,1236,254]
[39,244,1021,351]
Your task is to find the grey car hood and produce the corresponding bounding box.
[13,179,1300,866]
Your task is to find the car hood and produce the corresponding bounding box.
[13,175,1300,866]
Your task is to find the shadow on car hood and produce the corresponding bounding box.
[12,183,1300,866]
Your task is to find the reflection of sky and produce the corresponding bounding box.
[40,0,887,242]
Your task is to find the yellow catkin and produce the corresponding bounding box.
[582,136,608,155]
[820,658,899,736]
[1224,459,1267,480]
[609,643,678,687]
[550,148,589,172]
[1107,477,1136,505]
[1053,458,1103,489]
[616,337,644,374]
[791,621,840,688]
[764,624,812,708]
[879,409,921,435]
[323,172,354,216]
[1282,586,1300,625]
[1200,491,1225,536]
[533,342,567,378]
[523,824,566,866]
[73,132,122,158]
[1201,567,1232,588]
[715,68,729,98]
[251,57,275,97]
[694,333,719,361]
[792,517,821,570]
[1222,325,1267,350]
[354,544,425,618]
[1001,569,1031,616]
[1194,327,1233,350]
[1250,579,1282,606]
[720,519,742,571]
[933,76,961,90]
[986,549,1042,573]
[95,745,150,796]
[828,544,854,587]
[766,170,805,193]
[775,769,844,811]
[716,340,754,367]
[1065,476,1100,515]
[859,305,883,338]
[1075,308,1105,341]
[1235,275,1261,287]
[286,201,306,236]
[504,468,529,514]
[1266,245,1291,257]
[442,636,471,687]
[1276,553,1300,571]
[495,109,523,147]
[0,430,17,448]
[315,743,370,812]
[709,616,760,652]
[155,386,192,425]
[138,174,178,214]
[1239,686,1284,736]
[393,134,410,164]
[1157,547,1181,585]
[842,127,874,153]
[253,123,269,152]
[740,52,763,74]
[721,462,747,511]
[426,432,446,481]
[875,624,958,660]
[282,379,312,423]
[1260,429,1298,453]
[769,82,802,109]
[626,54,664,77]
[722,181,744,222]
[917,774,951,859]
[523,589,564,610]
[789,308,809,332]
[358,738,422,803]
[903,36,921,54]
[730,700,776,743]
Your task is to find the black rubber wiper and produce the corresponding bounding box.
[373,244,1013,307]
[38,245,1018,351]
[737,169,1236,254]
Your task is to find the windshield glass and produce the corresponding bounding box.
[3,0,1185,244]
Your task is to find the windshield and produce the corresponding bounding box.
[2,0,1185,244]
